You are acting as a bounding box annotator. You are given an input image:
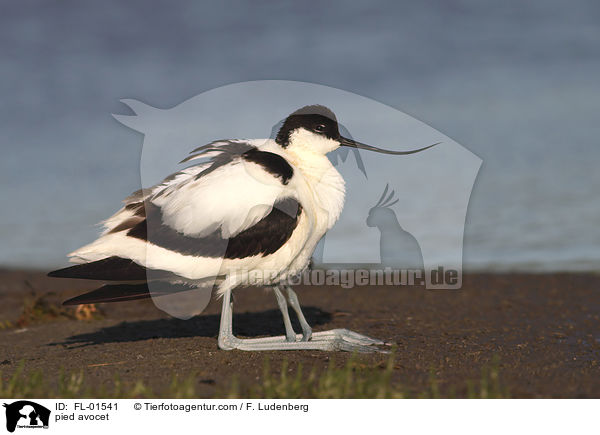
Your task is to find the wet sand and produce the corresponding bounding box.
[0,270,599,397]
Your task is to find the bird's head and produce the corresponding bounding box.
[275,105,341,155]
[276,104,439,157]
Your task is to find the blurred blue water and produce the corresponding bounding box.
[1,0,599,271]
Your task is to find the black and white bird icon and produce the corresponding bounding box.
[49,105,437,352]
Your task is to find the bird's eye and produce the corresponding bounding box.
[314,124,326,133]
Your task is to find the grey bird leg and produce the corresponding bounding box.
[272,286,297,342]
[217,288,235,350]
[217,287,389,352]
[283,285,312,341]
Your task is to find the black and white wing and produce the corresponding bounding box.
[49,139,304,308]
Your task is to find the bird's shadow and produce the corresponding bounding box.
[50,307,331,348]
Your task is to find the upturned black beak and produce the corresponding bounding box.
[340,137,440,155]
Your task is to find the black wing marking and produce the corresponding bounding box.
[48,256,151,281]
[127,198,302,259]
[242,149,294,185]
[62,282,195,305]
[222,197,300,258]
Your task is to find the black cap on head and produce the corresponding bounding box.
[276,105,340,147]
[275,104,441,156]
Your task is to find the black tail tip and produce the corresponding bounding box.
[62,296,80,306]
[48,268,68,278]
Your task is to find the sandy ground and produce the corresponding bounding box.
[0,270,599,398]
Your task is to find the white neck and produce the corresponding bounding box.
[284,147,346,229]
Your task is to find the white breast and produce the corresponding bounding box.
[271,149,346,279]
